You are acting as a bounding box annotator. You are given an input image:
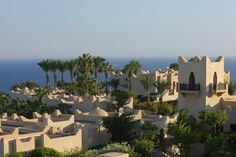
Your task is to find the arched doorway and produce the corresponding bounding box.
[189,72,195,90]
[213,72,217,90]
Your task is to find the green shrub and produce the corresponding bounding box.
[98,142,139,157]
[63,148,97,157]
[133,139,154,157]
[29,147,63,157]
[157,103,174,116]
[5,152,24,157]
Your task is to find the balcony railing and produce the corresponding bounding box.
[179,83,200,92]
[209,83,227,93]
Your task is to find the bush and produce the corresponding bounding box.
[133,139,155,157]
[142,123,159,142]
[63,148,97,157]
[11,80,39,90]
[29,147,63,157]
[5,152,24,157]
[157,103,174,116]
[98,143,139,157]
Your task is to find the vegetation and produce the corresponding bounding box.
[140,75,155,104]
[228,82,236,95]
[34,88,49,104]
[141,122,159,142]
[157,103,174,116]
[167,108,233,157]
[29,147,63,157]
[169,63,178,70]
[205,135,235,157]
[154,80,170,104]
[5,152,24,157]
[11,80,39,90]
[112,90,130,111]
[133,139,154,157]
[103,113,138,143]
[123,60,142,91]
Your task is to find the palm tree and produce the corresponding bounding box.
[93,56,106,81]
[140,75,155,104]
[49,60,59,86]
[58,60,67,86]
[123,60,142,91]
[38,59,51,87]
[78,53,93,75]
[103,62,112,94]
[34,88,49,104]
[154,80,170,105]
[169,63,178,70]
[66,59,79,82]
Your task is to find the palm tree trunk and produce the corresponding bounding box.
[159,95,163,105]
[46,71,49,87]
[54,71,57,86]
[95,70,98,82]
[61,71,65,86]
[70,71,74,82]
[105,72,108,95]
[147,91,150,104]
[129,75,132,92]
[39,96,43,105]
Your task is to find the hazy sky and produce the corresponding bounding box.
[0,0,236,59]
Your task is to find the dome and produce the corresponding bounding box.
[88,107,109,117]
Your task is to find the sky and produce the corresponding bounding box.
[0,0,236,59]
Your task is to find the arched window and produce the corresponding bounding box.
[173,81,176,89]
[189,72,195,90]
[213,72,217,90]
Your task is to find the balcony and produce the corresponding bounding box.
[209,83,227,94]
[179,83,200,94]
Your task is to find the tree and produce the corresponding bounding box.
[154,80,170,105]
[157,103,174,116]
[205,135,234,157]
[103,113,137,143]
[199,109,228,134]
[38,59,51,87]
[228,82,236,95]
[0,91,11,113]
[133,139,154,157]
[168,122,200,157]
[49,60,59,86]
[66,59,79,82]
[93,56,106,81]
[103,62,112,95]
[34,88,49,104]
[57,60,67,86]
[123,60,142,92]
[112,90,130,112]
[140,75,155,104]
[78,53,93,75]
[109,79,120,91]
[57,103,72,114]
[169,63,178,70]
[141,122,159,142]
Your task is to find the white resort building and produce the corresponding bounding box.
[178,56,236,132]
[111,69,178,103]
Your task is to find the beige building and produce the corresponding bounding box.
[177,56,236,132]
[0,109,112,156]
[178,56,230,117]
[111,69,178,103]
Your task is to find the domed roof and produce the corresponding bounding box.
[88,107,109,117]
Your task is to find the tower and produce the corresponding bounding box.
[178,56,230,117]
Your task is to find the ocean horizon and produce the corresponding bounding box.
[0,57,236,92]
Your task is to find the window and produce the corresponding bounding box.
[189,72,195,90]
[213,72,217,90]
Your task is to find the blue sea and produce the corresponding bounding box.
[0,57,236,92]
